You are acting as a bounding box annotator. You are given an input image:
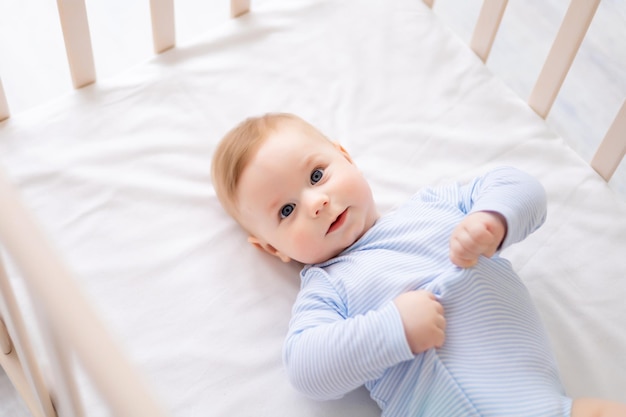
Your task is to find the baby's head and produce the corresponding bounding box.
[212,113,379,264]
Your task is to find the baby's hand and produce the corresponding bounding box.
[449,211,507,268]
[393,290,446,354]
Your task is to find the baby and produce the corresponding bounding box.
[211,112,626,417]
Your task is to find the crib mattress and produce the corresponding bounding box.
[1,0,625,415]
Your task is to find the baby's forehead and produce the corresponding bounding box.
[239,135,332,190]
[254,127,331,161]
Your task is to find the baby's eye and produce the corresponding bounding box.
[310,168,324,184]
[280,203,295,219]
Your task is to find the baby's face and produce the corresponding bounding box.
[236,123,379,264]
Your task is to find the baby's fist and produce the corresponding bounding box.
[449,211,506,268]
[394,290,446,354]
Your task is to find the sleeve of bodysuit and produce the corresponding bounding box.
[456,166,547,251]
[283,268,414,401]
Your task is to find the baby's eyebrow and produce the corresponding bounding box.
[301,153,321,169]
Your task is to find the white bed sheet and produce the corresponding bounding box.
[1,0,625,415]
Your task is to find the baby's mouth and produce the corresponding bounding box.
[327,209,347,234]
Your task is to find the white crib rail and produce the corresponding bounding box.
[231,0,251,18]
[444,0,602,120]
[0,167,172,417]
[469,0,508,63]
[1,1,622,177]
[528,0,601,119]
[428,0,624,182]
[36,0,252,93]
[150,0,176,54]
[0,4,250,416]
[56,0,96,89]
[0,258,56,417]
[591,100,626,181]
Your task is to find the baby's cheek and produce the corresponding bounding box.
[288,227,326,264]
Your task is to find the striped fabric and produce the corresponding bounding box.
[284,167,572,416]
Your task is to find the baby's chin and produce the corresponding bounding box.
[296,246,348,265]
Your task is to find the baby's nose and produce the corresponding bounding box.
[314,200,328,216]
[306,191,329,217]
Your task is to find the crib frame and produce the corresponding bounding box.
[0,1,624,416]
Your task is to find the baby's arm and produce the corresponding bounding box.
[284,274,415,401]
[449,166,547,267]
[285,276,446,400]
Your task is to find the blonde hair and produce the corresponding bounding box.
[211,113,330,225]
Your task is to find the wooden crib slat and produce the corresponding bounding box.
[231,0,251,18]
[0,318,11,354]
[591,100,626,182]
[0,349,53,417]
[0,258,57,417]
[56,0,96,89]
[150,0,176,53]
[44,331,85,417]
[0,78,9,122]
[470,0,508,63]
[0,168,171,417]
[528,0,600,119]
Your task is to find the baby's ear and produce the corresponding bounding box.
[333,142,353,163]
[247,236,291,263]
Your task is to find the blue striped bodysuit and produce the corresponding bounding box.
[283,167,572,416]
